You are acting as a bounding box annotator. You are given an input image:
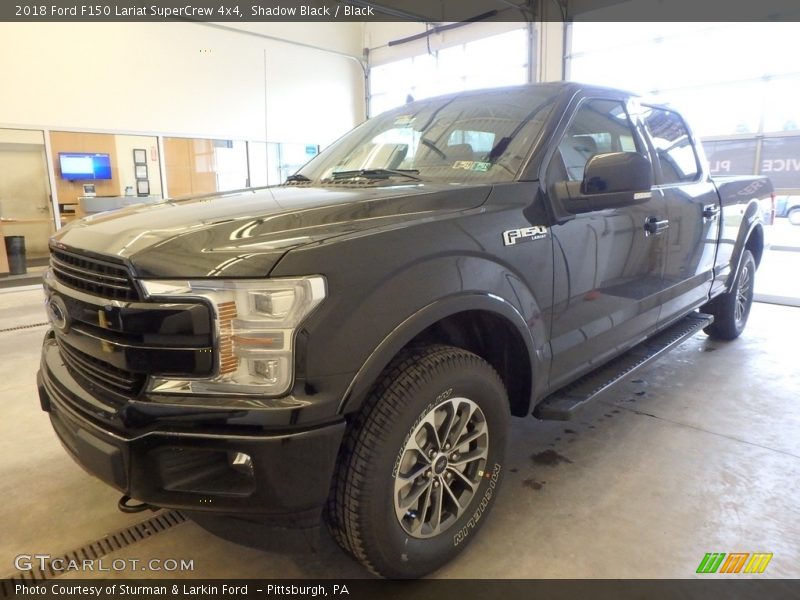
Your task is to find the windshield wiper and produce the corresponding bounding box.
[487,96,557,161]
[285,173,311,182]
[420,138,446,159]
[327,169,422,182]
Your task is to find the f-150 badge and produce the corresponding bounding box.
[503,226,549,246]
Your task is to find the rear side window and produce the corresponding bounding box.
[642,107,700,184]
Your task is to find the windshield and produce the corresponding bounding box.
[294,87,558,185]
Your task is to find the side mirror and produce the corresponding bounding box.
[583,152,653,195]
[552,152,654,215]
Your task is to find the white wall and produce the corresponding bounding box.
[0,22,366,145]
[113,135,162,197]
[0,129,45,146]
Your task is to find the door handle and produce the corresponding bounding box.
[702,204,720,220]
[644,216,669,236]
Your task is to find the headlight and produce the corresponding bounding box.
[141,276,326,397]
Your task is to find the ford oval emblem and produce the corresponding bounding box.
[46,295,70,334]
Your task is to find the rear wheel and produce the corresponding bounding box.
[788,207,800,226]
[703,249,756,340]
[326,344,509,578]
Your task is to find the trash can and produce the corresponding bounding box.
[4,236,27,275]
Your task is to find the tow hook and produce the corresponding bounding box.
[118,494,159,514]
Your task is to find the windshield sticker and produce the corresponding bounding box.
[453,161,491,172]
[394,115,415,126]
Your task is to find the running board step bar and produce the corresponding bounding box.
[533,312,714,421]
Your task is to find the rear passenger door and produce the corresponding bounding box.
[546,98,668,389]
[640,106,719,322]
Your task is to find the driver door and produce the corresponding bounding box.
[546,98,669,389]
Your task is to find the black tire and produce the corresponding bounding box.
[788,207,800,226]
[325,344,509,578]
[703,249,756,340]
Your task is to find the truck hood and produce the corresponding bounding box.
[53,183,492,278]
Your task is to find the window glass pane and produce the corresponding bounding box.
[763,76,800,133]
[702,139,757,176]
[570,45,657,92]
[370,59,413,95]
[247,142,281,186]
[369,29,528,116]
[642,107,699,183]
[301,87,558,185]
[648,81,764,137]
[371,92,406,116]
[759,136,800,190]
[410,53,437,100]
[569,22,800,136]
[570,22,713,55]
[448,130,496,153]
[164,137,247,196]
[431,76,466,97]
[278,143,319,182]
[465,66,528,92]
[651,25,769,89]
[437,45,466,81]
[550,99,638,182]
[214,140,248,192]
[463,29,527,72]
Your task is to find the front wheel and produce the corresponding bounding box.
[326,345,509,578]
[788,207,800,226]
[703,249,756,340]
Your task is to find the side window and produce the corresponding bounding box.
[547,99,640,183]
[642,107,699,184]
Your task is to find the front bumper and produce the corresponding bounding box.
[38,340,346,524]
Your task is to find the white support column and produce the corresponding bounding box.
[42,129,61,231]
[157,136,169,199]
[534,3,566,83]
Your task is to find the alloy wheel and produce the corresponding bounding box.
[393,397,489,538]
[735,262,752,324]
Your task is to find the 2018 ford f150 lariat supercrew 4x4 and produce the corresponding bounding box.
[38,82,773,578]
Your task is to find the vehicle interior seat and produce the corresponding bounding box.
[560,134,598,180]
[363,143,409,170]
[414,141,475,167]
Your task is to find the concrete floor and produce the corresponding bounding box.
[1,287,798,579]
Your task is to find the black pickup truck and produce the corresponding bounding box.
[38,82,773,578]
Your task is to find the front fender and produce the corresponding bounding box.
[337,291,539,415]
[271,201,554,421]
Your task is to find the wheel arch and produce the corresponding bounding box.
[724,213,765,296]
[745,222,764,268]
[338,294,538,418]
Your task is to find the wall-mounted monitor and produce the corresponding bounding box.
[59,152,112,180]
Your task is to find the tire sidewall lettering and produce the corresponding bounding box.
[351,348,509,577]
[452,462,502,547]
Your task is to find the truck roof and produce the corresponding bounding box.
[395,80,640,110]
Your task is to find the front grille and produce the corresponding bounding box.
[50,247,138,301]
[58,338,145,398]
